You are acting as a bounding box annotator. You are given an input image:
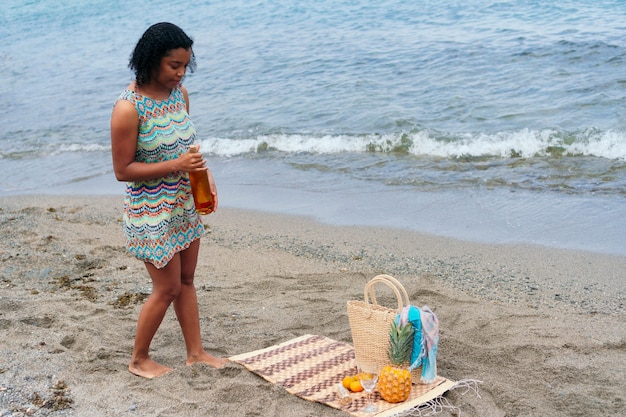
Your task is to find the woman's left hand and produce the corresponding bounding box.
[206,167,218,212]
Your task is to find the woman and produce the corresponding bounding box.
[110,22,228,378]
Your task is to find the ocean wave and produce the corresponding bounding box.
[200,128,626,160]
[0,143,111,160]
[58,143,110,153]
[3,127,623,163]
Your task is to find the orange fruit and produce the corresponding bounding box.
[342,376,355,390]
[350,380,364,392]
[359,372,374,382]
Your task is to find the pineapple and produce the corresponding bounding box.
[378,319,415,403]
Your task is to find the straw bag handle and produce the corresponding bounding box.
[363,274,411,312]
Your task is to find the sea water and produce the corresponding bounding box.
[1,0,625,255]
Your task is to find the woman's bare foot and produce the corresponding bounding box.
[129,357,174,378]
[186,351,229,368]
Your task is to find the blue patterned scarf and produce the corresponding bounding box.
[397,305,439,383]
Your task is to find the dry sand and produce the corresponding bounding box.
[0,195,624,417]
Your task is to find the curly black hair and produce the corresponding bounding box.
[129,22,197,86]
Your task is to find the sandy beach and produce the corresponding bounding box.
[0,195,624,417]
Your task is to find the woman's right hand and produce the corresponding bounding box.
[178,150,206,173]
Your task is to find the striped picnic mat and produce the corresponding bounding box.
[229,334,456,417]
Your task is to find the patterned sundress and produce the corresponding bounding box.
[115,86,204,268]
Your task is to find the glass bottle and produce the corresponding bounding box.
[188,145,215,214]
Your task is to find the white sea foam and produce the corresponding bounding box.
[58,143,110,153]
[199,129,626,160]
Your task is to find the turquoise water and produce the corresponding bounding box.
[1,0,625,255]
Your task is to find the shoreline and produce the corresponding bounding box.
[0,195,624,416]
[4,164,626,258]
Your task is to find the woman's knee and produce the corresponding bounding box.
[153,282,182,302]
[180,270,195,287]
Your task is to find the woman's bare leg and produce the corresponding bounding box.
[174,239,229,368]
[128,255,183,378]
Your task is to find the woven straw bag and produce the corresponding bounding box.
[348,275,422,384]
[347,275,416,375]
